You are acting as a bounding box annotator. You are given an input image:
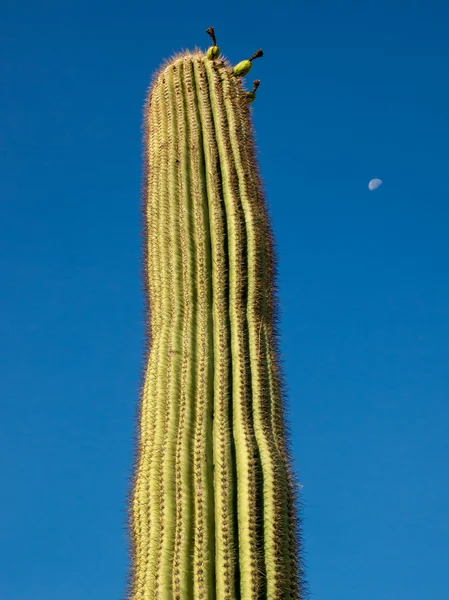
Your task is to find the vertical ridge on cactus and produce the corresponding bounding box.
[172,57,198,600]
[127,43,305,600]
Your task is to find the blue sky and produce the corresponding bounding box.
[1,1,448,598]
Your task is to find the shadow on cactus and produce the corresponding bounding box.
[126,26,307,600]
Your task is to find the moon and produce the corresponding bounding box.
[368,178,382,191]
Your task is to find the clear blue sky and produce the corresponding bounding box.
[1,1,448,598]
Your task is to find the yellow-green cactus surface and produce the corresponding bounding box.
[127,47,304,600]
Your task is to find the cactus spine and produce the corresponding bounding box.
[127,33,304,600]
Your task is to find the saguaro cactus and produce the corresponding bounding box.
[127,29,305,600]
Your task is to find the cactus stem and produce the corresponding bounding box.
[128,35,304,599]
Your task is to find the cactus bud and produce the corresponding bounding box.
[206,45,220,60]
[206,26,221,60]
[233,59,252,77]
[245,79,261,103]
[233,48,263,77]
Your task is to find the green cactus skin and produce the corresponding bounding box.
[127,48,305,600]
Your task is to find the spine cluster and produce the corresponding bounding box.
[127,42,304,600]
